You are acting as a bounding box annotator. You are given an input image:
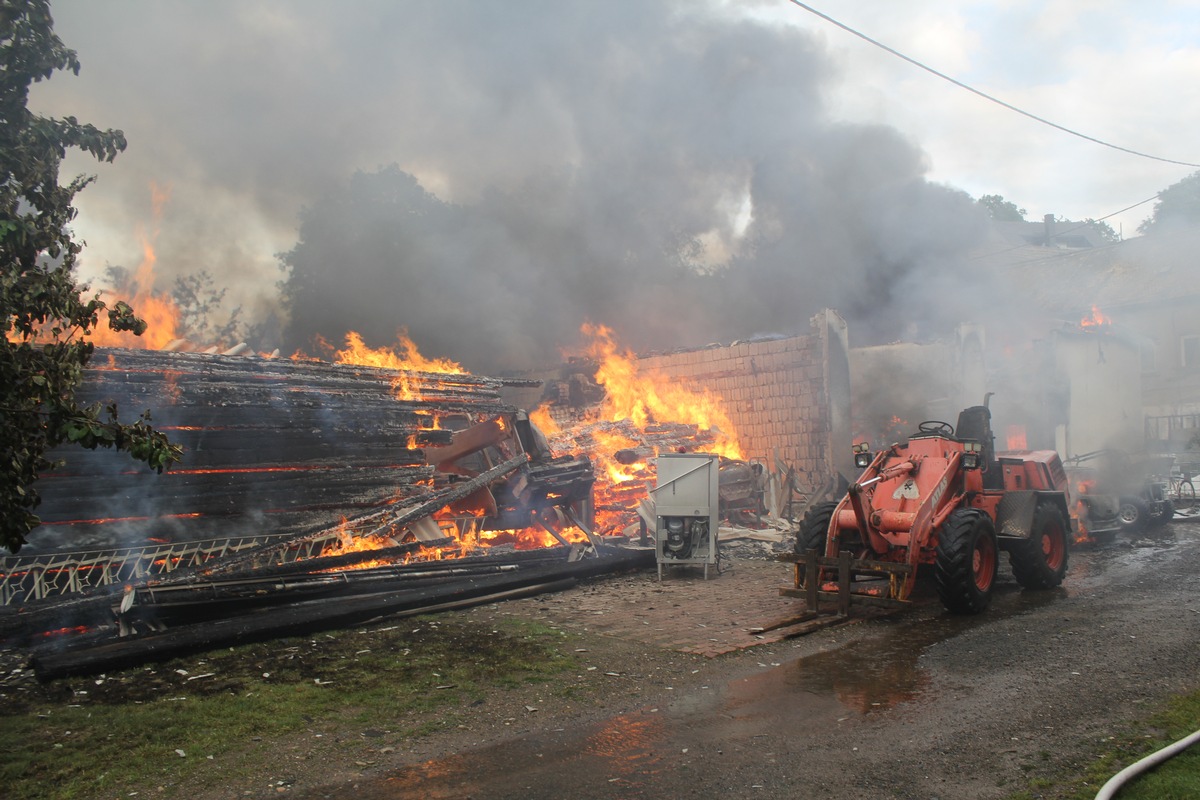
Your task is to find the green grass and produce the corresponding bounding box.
[0,616,577,800]
[1011,688,1200,799]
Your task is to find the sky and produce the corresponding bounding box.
[759,0,1200,236]
[27,0,1200,364]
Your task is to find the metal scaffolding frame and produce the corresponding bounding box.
[0,533,342,605]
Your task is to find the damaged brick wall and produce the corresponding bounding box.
[635,310,849,481]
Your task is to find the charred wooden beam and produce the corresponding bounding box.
[29,545,652,680]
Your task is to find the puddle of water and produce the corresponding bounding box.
[322,711,670,800]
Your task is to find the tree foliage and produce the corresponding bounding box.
[977,194,1027,222]
[0,0,180,553]
[1138,171,1200,235]
[104,265,245,346]
[1082,218,1120,243]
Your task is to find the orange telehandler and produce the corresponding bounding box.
[787,402,1072,614]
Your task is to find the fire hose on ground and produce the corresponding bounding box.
[1094,727,1200,799]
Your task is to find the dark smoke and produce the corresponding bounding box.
[41,0,994,371]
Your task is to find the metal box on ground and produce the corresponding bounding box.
[653,452,720,579]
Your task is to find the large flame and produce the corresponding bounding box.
[531,324,748,535]
[528,405,561,436]
[87,184,181,350]
[311,329,466,401]
[325,329,465,374]
[583,322,741,459]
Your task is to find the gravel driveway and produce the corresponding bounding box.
[293,521,1200,800]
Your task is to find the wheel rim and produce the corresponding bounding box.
[972,533,997,592]
[1119,504,1139,524]
[1040,522,1066,571]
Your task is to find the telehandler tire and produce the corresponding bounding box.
[794,501,838,590]
[935,508,998,614]
[1010,503,1070,590]
[795,501,837,556]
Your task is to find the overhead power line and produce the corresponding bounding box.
[787,1,1200,169]
[971,194,1159,263]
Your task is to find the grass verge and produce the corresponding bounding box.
[1011,688,1200,799]
[0,615,577,800]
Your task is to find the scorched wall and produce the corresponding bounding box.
[636,310,850,480]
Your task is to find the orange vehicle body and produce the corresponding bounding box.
[796,405,1073,614]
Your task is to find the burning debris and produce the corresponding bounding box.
[2,340,662,677]
[523,324,794,542]
[4,314,860,674]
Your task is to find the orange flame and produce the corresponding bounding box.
[323,329,464,374]
[88,183,181,349]
[588,426,643,484]
[582,322,741,459]
[527,324,748,534]
[312,329,466,401]
[529,405,561,436]
[1005,424,1027,450]
[1081,304,1111,329]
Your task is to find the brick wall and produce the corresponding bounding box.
[636,310,847,480]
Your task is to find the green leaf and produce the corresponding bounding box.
[0,0,177,553]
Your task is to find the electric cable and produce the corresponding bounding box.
[786,1,1200,168]
[970,194,1158,262]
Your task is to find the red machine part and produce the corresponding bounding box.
[792,407,1072,615]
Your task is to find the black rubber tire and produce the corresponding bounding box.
[795,501,838,556]
[1146,498,1174,528]
[1010,504,1070,590]
[934,508,999,615]
[1117,496,1149,532]
[795,500,838,591]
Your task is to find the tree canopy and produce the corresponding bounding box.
[977,194,1027,222]
[0,0,180,553]
[1138,171,1200,235]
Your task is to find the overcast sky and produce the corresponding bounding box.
[760,0,1200,235]
[28,0,1200,355]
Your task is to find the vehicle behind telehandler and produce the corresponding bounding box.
[786,402,1072,614]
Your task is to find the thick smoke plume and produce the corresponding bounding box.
[40,0,995,372]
